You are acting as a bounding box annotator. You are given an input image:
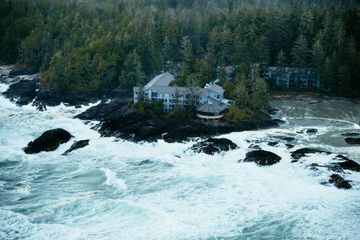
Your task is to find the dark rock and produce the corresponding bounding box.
[333,155,360,172]
[34,89,130,108]
[2,79,38,105]
[2,70,131,108]
[190,138,238,155]
[8,65,35,77]
[326,164,344,173]
[285,144,295,149]
[291,148,331,162]
[243,150,281,166]
[341,132,360,137]
[308,163,322,171]
[268,108,280,115]
[296,128,318,135]
[329,174,352,189]
[24,129,72,154]
[62,140,89,155]
[76,100,129,121]
[306,163,343,173]
[249,144,262,150]
[153,118,283,143]
[306,128,318,135]
[100,110,164,142]
[344,137,360,145]
[76,100,283,143]
[267,141,279,147]
[338,160,360,172]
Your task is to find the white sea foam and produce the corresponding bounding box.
[101,168,128,191]
[1,89,360,240]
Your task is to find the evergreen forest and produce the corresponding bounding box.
[0,0,359,99]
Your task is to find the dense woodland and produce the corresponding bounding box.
[0,0,359,103]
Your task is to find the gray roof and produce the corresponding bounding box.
[144,72,175,89]
[150,86,204,95]
[204,83,224,95]
[225,66,234,74]
[197,100,226,113]
[150,86,191,95]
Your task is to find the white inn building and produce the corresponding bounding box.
[133,72,234,120]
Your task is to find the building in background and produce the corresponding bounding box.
[265,67,320,89]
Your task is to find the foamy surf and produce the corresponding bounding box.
[0,84,360,239]
[101,168,128,192]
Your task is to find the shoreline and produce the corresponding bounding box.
[76,100,283,143]
[271,91,360,103]
[2,66,360,143]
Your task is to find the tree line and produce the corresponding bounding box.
[0,0,359,98]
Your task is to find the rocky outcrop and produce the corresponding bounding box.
[329,174,352,189]
[2,79,38,105]
[24,129,72,154]
[341,132,360,137]
[190,138,238,155]
[344,137,360,145]
[285,144,295,149]
[76,100,283,143]
[243,150,281,166]
[291,148,331,162]
[297,128,318,135]
[8,65,35,77]
[2,66,130,108]
[76,100,128,121]
[268,108,280,115]
[62,140,89,155]
[271,135,296,142]
[332,155,360,172]
[34,89,130,109]
[267,141,279,147]
[305,128,318,135]
[249,144,262,150]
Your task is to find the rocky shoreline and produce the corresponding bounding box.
[22,126,360,190]
[76,100,283,143]
[0,65,130,109]
[3,65,360,190]
[1,65,284,143]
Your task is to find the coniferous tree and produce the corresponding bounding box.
[0,0,358,97]
[276,50,287,67]
[291,34,310,68]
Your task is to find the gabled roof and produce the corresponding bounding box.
[204,83,224,95]
[144,72,175,90]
